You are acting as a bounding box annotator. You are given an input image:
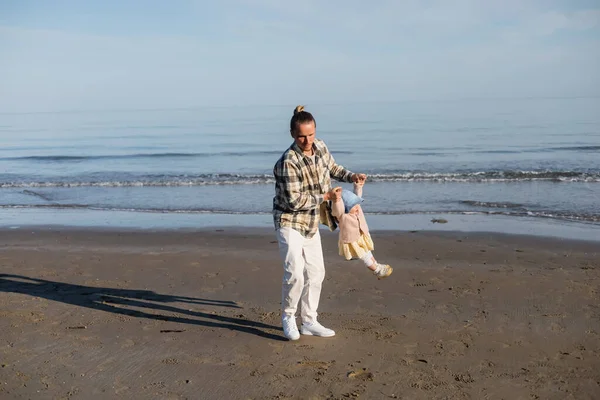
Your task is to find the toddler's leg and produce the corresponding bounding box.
[362,251,393,279]
[359,251,377,271]
[360,251,393,279]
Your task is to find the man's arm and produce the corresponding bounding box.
[275,160,324,211]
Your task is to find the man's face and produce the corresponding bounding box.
[292,121,316,153]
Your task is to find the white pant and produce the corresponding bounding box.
[276,227,325,324]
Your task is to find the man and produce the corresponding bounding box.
[273,105,367,341]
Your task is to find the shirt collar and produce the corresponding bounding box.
[291,141,322,159]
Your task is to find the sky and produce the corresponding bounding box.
[0,0,599,112]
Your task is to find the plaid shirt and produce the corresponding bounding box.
[273,139,354,238]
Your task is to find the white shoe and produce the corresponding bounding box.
[301,321,335,337]
[374,264,393,280]
[282,316,300,341]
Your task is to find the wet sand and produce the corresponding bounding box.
[1,228,599,399]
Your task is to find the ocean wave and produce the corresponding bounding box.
[1,170,599,188]
[22,189,54,201]
[0,151,286,161]
[550,145,600,151]
[1,149,355,162]
[1,204,598,223]
[0,174,276,188]
[367,171,600,183]
[476,145,600,154]
[460,200,526,209]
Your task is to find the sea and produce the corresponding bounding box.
[1,98,599,240]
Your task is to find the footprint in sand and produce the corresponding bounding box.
[297,360,332,370]
[347,368,374,381]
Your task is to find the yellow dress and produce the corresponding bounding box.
[338,231,374,261]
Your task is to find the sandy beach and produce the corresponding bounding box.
[1,228,599,399]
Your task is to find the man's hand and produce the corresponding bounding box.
[324,186,342,202]
[351,173,367,185]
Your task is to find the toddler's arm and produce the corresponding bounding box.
[353,181,364,198]
[331,197,345,218]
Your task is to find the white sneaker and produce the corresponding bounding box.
[282,316,300,341]
[374,264,393,280]
[301,321,335,337]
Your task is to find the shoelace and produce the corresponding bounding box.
[283,320,297,331]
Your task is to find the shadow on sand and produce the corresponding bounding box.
[0,273,284,341]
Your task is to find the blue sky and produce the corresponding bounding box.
[1,0,599,112]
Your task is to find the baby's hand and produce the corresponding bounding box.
[351,173,367,185]
[331,187,342,201]
[354,178,365,187]
[325,186,342,201]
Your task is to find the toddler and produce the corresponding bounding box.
[330,179,393,279]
